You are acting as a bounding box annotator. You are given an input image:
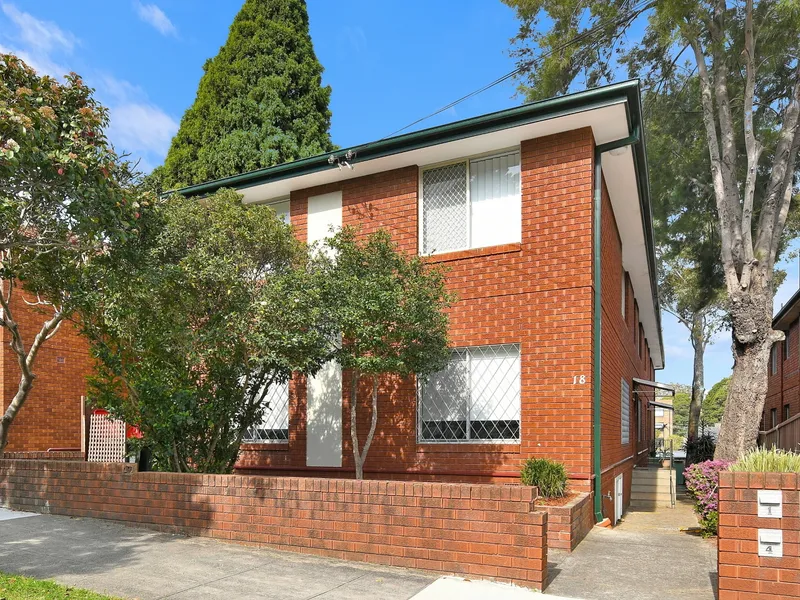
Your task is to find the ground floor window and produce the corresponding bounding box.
[418,343,521,442]
[243,380,290,443]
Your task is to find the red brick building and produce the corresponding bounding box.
[180,80,665,524]
[764,288,800,430]
[1,288,90,453]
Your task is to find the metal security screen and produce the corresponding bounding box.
[419,344,520,442]
[421,162,468,254]
[621,379,630,444]
[244,380,290,443]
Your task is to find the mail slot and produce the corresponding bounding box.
[757,490,783,518]
[758,529,783,558]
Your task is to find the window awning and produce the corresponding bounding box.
[632,378,675,396]
[649,401,675,411]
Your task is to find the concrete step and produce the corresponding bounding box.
[632,483,674,493]
[630,499,674,509]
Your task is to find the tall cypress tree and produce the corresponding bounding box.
[162,0,333,188]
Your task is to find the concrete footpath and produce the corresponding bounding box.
[0,509,569,600]
[545,497,718,600]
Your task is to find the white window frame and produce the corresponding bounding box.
[253,197,291,224]
[771,344,778,374]
[418,147,521,256]
[416,343,521,444]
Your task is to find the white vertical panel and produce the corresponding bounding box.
[469,152,521,248]
[306,191,343,467]
[307,191,342,246]
[306,358,343,467]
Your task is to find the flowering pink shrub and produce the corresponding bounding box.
[684,460,732,537]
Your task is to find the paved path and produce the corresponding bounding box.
[545,496,717,600]
[0,509,567,600]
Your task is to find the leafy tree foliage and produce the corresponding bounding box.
[82,190,336,473]
[159,0,333,189]
[322,228,452,480]
[703,376,729,425]
[504,0,800,459]
[0,54,140,452]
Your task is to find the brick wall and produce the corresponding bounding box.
[0,459,549,590]
[239,129,598,491]
[598,176,655,522]
[765,319,800,430]
[1,288,90,452]
[542,492,594,551]
[718,471,800,599]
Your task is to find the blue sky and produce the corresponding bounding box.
[2,1,796,390]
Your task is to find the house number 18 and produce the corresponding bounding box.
[573,375,587,385]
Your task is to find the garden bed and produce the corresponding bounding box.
[540,491,593,551]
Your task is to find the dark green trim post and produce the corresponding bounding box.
[592,126,640,522]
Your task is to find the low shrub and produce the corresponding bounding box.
[730,448,800,473]
[684,459,732,537]
[521,458,567,498]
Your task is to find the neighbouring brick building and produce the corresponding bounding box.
[1,287,91,452]
[179,80,666,525]
[764,288,800,431]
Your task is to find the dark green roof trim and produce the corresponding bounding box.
[175,80,642,198]
[773,287,800,330]
[176,78,664,367]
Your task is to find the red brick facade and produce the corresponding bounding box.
[765,317,800,431]
[0,458,549,590]
[542,492,594,551]
[718,470,800,599]
[237,126,658,524]
[1,288,90,452]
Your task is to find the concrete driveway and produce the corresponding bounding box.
[0,509,562,600]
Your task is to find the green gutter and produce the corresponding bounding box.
[592,125,641,522]
[175,80,643,198]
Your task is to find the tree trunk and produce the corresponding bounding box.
[350,371,379,481]
[715,284,776,461]
[688,313,706,441]
[0,371,36,455]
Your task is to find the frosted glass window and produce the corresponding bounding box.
[269,200,290,223]
[419,344,521,442]
[469,152,521,248]
[421,151,521,254]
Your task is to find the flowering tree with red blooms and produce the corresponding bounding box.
[0,53,145,452]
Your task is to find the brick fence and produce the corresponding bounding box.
[718,471,799,599]
[0,459,548,590]
[541,492,593,551]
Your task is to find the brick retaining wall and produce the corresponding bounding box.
[542,492,593,551]
[718,471,799,599]
[0,459,548,590]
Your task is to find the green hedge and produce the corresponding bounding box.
[520,458,567,498]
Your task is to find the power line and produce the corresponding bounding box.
[381,0,657,141]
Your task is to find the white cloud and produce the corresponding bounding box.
[0,6,177,172]
[133,1,177,37]
[1,3,76,54]
[107,101,178,161]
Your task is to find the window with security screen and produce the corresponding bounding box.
[421,151,521,255]
[243,379,290,443]
[418,344,520,442]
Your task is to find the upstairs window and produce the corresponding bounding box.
[243,380,289,443]
[770,345,778,375]
[421,151,521,255]
[784,332,791,360]
[419,344,521,442]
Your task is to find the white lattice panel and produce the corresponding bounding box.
[87,412,126,462]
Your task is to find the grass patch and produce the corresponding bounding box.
[730,448,800,473]
[0,572,121,599]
